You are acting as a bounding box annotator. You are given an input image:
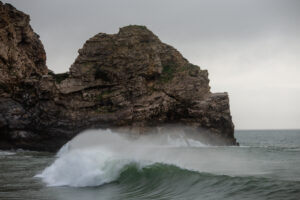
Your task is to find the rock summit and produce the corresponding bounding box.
[0,2,237,151]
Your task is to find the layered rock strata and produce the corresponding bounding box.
[0,2,237,151]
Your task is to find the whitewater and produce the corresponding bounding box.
[1,129,300,200]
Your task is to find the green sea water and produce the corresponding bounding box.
[1,130,300,200]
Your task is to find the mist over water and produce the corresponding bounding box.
[37,129,210,187]
[37,129,300,187]
[1,129,300,200]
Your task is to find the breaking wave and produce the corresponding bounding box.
[36,128,209,187]
[35,129,299,200]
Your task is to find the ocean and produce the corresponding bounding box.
[0,129,300,200]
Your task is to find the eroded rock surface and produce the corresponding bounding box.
[0,2,237,151]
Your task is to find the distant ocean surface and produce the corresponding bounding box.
[1,129,300,200]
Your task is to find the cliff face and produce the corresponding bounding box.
[0,3,237,151]
[0,3,47,91]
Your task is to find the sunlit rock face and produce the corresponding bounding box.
[0,2,237,152]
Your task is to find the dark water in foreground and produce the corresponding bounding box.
[1,130,300,200]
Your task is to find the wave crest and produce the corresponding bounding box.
[36,128,279,187]
[36,128,206,187]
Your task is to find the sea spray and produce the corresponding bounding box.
[36,128,274,187]
[2,130,299,200]
[36,128,206,187]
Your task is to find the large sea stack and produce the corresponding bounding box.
[0,2,237,151]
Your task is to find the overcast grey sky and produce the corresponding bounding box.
[3,0,300,129]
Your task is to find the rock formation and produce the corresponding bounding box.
[0,2,237,152]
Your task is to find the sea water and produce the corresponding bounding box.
[0,129,300,200]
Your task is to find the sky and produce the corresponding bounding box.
[3,0,300,129]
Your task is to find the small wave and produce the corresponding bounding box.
[36,160,300,200]
[0,150,16,156]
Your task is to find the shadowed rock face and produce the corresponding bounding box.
[0,2,237,152]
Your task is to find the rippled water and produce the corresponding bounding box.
[1,129,300,200]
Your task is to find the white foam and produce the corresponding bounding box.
[0,150,16,156]
[36,147,145,187]
[36,128,266,187]
[36,129,208,187]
